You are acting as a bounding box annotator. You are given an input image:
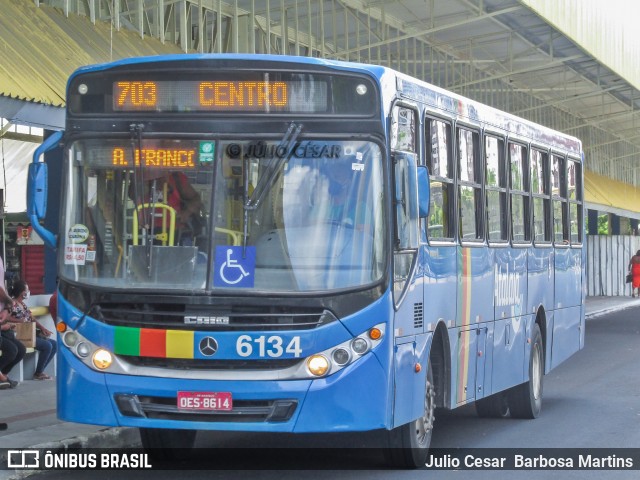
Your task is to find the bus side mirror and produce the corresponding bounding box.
[27,130,61,249]
[417,165,430,218]
[27,162,48,219]
[393,151,420,250]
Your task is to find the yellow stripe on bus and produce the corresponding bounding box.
[166,329,195,359]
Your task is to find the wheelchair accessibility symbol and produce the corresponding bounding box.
[214,246,256,288]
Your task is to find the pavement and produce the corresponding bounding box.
[0,295,637,477]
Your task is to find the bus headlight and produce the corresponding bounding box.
[351,337,369,355]
[298,323,385,379]
[92,349,113,370]
[63,331,79,348]
[76,342,91,358]
[332,348,350,365]
[307,355,330,376]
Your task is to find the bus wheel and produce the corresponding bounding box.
[508,324,543,419]
[475,392,509,418]
[386,362,436,468]
[140,428,196,461]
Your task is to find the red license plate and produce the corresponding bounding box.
[177,391,233,411]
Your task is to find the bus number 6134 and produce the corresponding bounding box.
[236,335,302,358]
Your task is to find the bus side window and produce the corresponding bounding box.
[531,149,551,243]
[552,155,568,244]
[568,159,582,245]
[485,135,508,242]
[457,127,482,242]
[509,142,530,243]
[426,118,454,241]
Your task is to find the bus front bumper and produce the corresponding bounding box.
[57,346,391,433]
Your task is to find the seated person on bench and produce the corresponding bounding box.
[8,280,56,381]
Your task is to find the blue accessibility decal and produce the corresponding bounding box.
[214,246,256,288]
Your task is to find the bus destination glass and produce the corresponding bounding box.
[113,80,316,112]
[68,70,377,115]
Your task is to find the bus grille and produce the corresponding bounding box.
[95,303,335,331]
[115,394,297,423]
[121,356,301,370]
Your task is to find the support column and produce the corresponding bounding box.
[587,209,598,235]
[610,214,620,235]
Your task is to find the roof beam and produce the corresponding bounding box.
[513,83,626,115]
[338,4,522,56]
[0,121,13,137]
[586,134,640,150]
[452,54,582,89]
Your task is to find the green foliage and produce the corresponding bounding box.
[597,214,609,235]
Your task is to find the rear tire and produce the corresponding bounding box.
[140,428,197,461]
[508,324,543,419]
[386,361,435,468]
[475,392,509,418]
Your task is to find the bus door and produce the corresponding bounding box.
[551,156,583,368]
[529,148,554,371]
[492,248,528,394]
[453,127,493,405]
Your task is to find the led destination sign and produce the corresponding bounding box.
[69,70,377,115]
[80,140,210,169]
[112,147,197,168]
[113,80,321,112]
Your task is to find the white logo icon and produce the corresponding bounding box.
[219,248,250,285]
[8,450,40,469]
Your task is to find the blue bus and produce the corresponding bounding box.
[28,54,584,467]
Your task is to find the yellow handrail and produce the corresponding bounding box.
[132,203,176,246]
[214,227,244,246]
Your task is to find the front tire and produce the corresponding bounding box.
[508,324,543,419]
[386,361,436,468]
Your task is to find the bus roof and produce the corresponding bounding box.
[69,53,581,155]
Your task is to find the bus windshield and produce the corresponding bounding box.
[59,138,386,293]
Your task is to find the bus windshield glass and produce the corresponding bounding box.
[59,138,386,293]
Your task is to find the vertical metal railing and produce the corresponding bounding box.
[587,235,640,296]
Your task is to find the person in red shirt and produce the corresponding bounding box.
[628,250,640,297]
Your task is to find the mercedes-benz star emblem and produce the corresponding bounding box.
[199,336,218,356]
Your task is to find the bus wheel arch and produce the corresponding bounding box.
[385,360,435,468]
[384,323,449,468]
[430,321,451,409]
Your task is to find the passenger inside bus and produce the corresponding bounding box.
[129,170,204,246]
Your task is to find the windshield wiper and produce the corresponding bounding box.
[129,123,154,277]
[242,122,302,250]
[244,122,302,211]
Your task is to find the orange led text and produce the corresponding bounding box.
[115,81,157,109]
[199,81,287,108]
[112,148,196,168]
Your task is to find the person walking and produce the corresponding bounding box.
[628,250,640,298]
